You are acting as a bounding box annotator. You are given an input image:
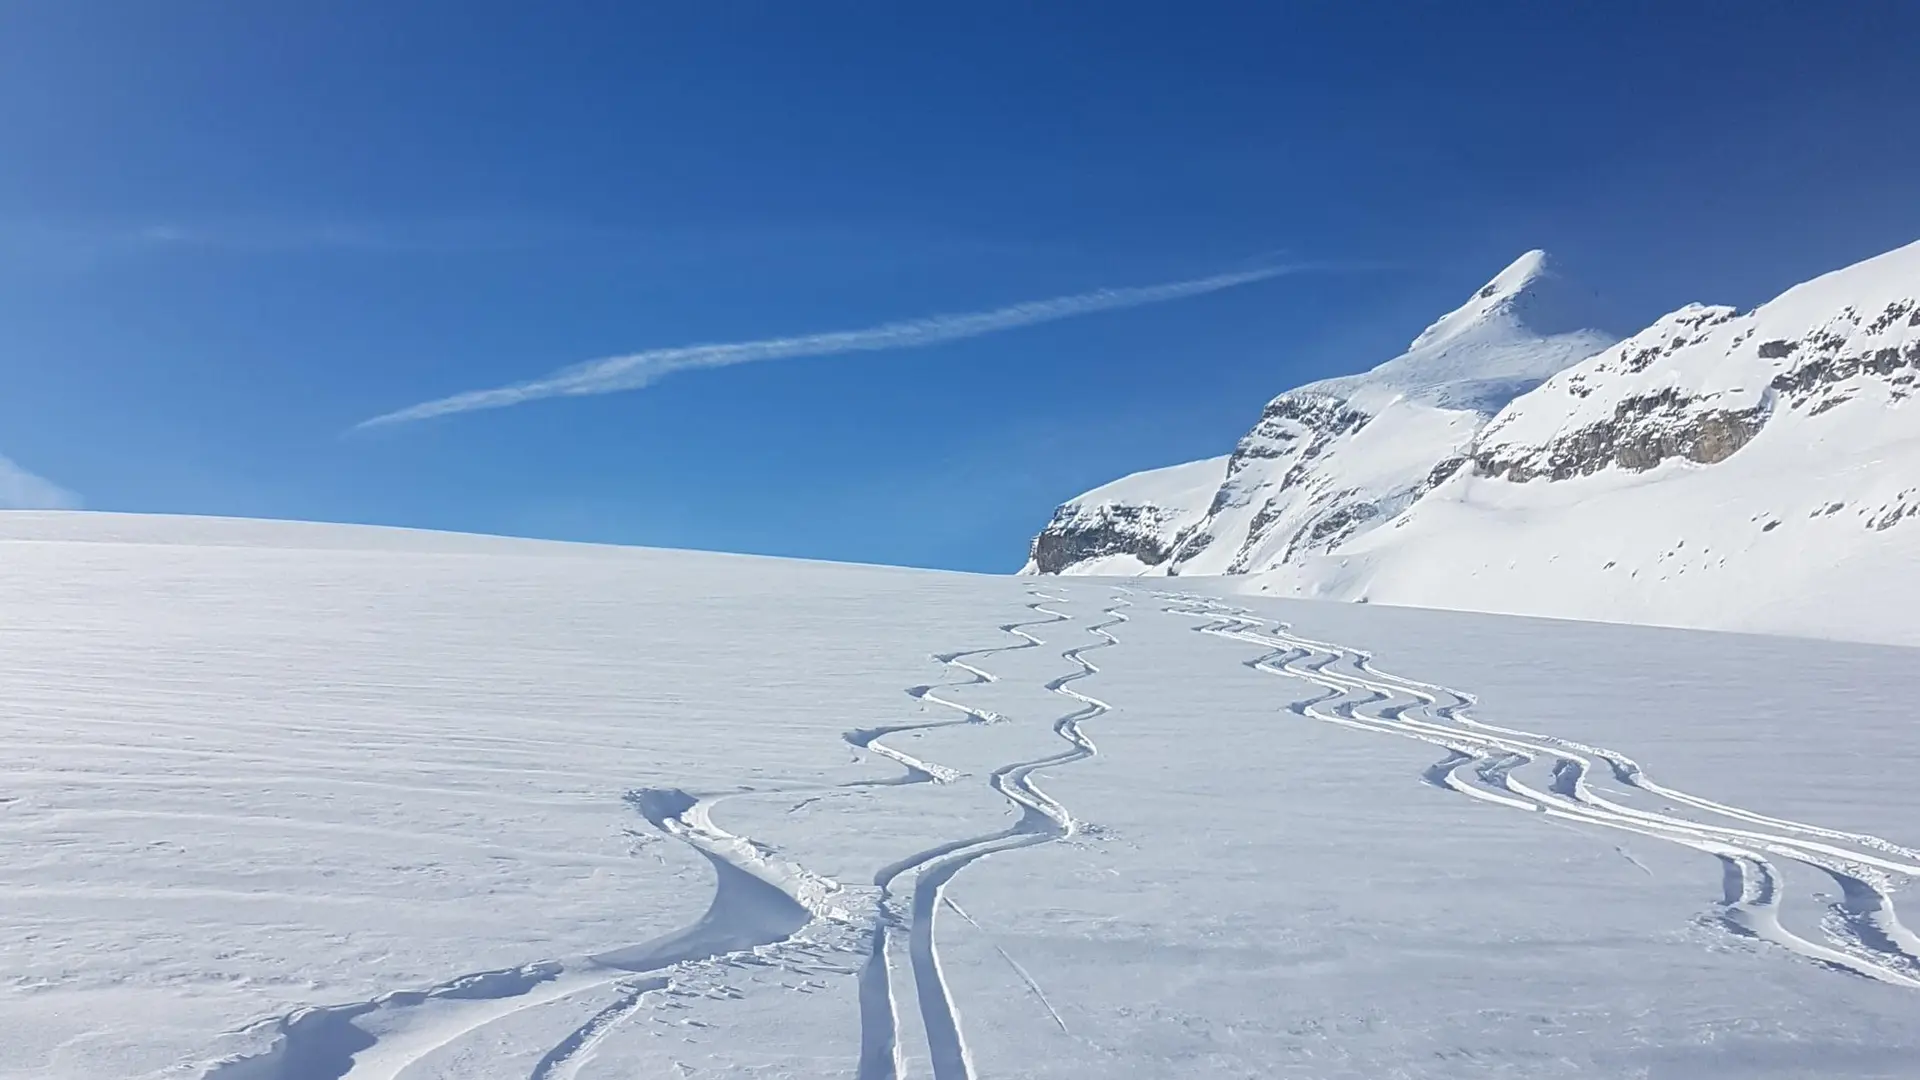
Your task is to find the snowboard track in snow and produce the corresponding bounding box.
[858,590,1125,1080]
[1161,592,1920,990]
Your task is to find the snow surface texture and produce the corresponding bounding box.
[1025,240,1920,648]
[5,512,1920,1079]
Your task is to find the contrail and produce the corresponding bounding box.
[356,264,1299,427]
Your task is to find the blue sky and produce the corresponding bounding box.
[2,3,1917,571]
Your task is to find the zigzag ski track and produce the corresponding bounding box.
[1160,592,1920,990]
[859,591,1127,1080]
[195,587,1129,1080]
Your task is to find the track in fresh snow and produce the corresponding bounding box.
[860,591,1125,1080]
[199,780,850,1080]
[198,589,1123,1080]
[1162,593,1920,989]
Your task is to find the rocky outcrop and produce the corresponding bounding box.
[1765,299,1920,410]
[1473,260,1920,487]
[1020,455,1226,576]
[1027,503,1184,574]
[1175,389,1378,573]
[1223,392,1371,479]
[1474,388,1770,482]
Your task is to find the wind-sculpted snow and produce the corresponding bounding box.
[1162,592,1920,988]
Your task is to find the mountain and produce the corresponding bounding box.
[1025,455,1228,576]
[1026,240,1920,647]
[1024,250,1616,576]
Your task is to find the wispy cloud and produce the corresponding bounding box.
[358,265,1302,427]
[0,218,594,274]
[0,456,79,510]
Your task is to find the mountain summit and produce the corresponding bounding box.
[1410,249,1590,349]
[1308,249,1615,413]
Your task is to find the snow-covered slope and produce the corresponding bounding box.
[1262,238,1920,646]
[1022,456,1226,575]
[1030,239,1920,647]
[6,512,1920,1079]
[1026,251,1616,579]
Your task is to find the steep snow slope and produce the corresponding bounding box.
[1027,251,1615,578]
[7,512,1920,1080]
[1265,238,1920,647]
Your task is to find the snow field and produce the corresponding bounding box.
[2,513,1918,1078]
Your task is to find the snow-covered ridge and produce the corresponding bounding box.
[1026,238,1920,647]
[1023,456,1227,575]
[1474,240,1920,484]
[1025,249,1618,580]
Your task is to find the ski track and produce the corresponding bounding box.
[197,779,856,1080]
[859,591,1125,1080]
[523,975,667,1080]
[1159,592,1920,990]
[197,588,1122,1080]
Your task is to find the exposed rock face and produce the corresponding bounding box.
[1765,299,1920,409]
[1222,393,1371,480]
[1027,502,1184,574]
[1474,389,1770,482]
[1178,390,1381,575]
[1019,456,1227,576]
[1472,259,1920,489]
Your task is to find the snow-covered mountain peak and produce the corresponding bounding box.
[1407,248,1559,350]
[1306,249,1615,412]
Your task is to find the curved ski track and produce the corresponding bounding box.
[1161,593,1920,990]
[200,780,856,1080]
[198,589,1125,1080]
[860,591,1127,1080]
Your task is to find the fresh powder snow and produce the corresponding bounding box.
[4,511,1918,1079]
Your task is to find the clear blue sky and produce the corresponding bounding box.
[2,3,1916,570]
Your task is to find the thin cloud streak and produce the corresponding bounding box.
[356,265,1305,427]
